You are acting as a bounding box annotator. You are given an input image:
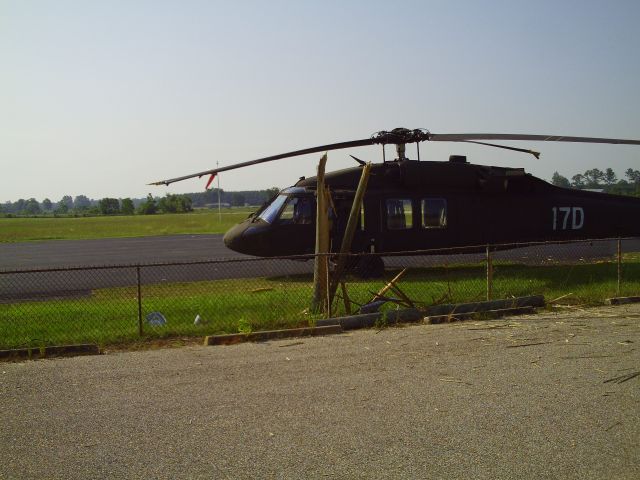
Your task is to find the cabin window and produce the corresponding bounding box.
[421,198,447,228]
[278,196,314,224]
[386,199,413,230]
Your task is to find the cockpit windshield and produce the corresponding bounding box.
[258,194,288,223]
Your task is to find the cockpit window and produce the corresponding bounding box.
[257,194,288,223]
[257,194,314,225]
[279,196,314,224]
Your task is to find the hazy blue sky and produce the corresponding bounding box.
[2,0,639,202]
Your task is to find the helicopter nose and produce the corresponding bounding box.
[223,221,269,256]
[223,222,246,252]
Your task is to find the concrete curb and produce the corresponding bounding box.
[425,306,536,324]
[422,295,545,317]
[204,296,546,347]
[0,343,100,361]
[317,309,422,330]
[204,325,343,346]
[605,296,640,305]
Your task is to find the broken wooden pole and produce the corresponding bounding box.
[312,154,330,313]
[371,268,408,302]
[340,282,352,315]
[329,162,372,303]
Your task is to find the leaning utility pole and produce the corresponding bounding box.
[311,154,330,313]
[328,162,372,304]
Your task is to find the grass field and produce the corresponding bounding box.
[2,256,639,350]
[0,208,255,242]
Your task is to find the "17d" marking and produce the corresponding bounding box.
[552,207,584,230]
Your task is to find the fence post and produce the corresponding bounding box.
[617,238,622,297]
[486,245,493,301]
[325,255,331,318]
[136,266,143,337]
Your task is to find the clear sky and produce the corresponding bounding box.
[2,0,639,203]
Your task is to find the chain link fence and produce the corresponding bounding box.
[1,238,639,350]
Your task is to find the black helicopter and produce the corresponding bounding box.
[152,128,640,269]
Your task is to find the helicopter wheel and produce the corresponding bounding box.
[354,256,385,278]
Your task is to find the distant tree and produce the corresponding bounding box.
[604,168,617,185]
[60,195,73,209]
[41,198,52,211]
[551,172,570,188]
[13,199,27,214]
[120,198,135,215]
[207,189,223,206]
[179,195,193,212]
[56,195,73,214]
[158,194,193,213]
[157,196,174,214]
[626,168,640,185]
[231,192,246,207]
[98,197,120,215]
[73,195,92,211]
[137,194,157,215]
[582,168,605,188]
[24,198,41,215]
[571,174,586,189]
[264,187,280,200]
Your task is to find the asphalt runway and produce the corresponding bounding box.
[1,235,638,301]
[2,235,638,271]
[2,304,639,479]
[0,235,314,301]
[0,234,236,269]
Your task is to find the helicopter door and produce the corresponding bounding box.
[417,197,451,249]
[379,198,421,252]
[329,197,368,253]
[270,195,316,255]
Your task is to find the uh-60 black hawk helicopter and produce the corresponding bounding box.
[152,128,640,275]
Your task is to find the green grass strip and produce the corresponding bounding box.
[1,258,638,350]
[0,208,255,242]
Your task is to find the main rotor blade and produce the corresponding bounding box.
[428,133,640,145]
[149,137,375,186]
[149,127,640,186]
[463,140,540,159]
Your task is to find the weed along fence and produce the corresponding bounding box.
[0,238,639,351]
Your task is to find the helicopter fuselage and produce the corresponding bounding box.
[223,158,640,257]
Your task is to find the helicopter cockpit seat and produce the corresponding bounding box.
[292,197,313,224]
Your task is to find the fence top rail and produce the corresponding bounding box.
[0,236,635,275]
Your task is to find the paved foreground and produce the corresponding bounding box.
[1,305,639,479]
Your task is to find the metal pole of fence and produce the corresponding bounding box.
[325,255,331,318]
[136,266,143,337]
[617,238,622,297]
[486,245,493,301]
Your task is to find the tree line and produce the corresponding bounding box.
[0,187,281,217]
[551,168,640,196]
